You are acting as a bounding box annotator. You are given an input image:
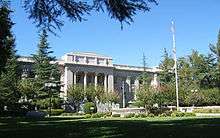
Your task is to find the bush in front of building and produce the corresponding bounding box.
[91,112,105,118]
[84,114,92,118]
[41,109,64,116]
[111,114,120,117]
[124,113,135,118]
[171,111,196,117]
[193,108,220,113]
[83,102,97,114]
[148,113,155,117]
[139,113,147,118]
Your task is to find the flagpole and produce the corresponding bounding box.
[171,20,179,111]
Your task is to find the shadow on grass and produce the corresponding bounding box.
[0,117,220,138]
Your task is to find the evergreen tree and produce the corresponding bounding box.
[209,30,220,88]
[32,30,61,109]
[0,2,20,111]
[23,0,157,32]
[0,1,14,74]
[159,48,175,85]
[139,53,151,85]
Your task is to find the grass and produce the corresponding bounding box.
[0,116,220,138]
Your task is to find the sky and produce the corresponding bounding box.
[10,0,220,67]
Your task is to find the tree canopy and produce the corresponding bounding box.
[23,0,158,31]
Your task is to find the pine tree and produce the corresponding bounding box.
[139,53,151,85]
[209,30,220,89]
[0,2,14,75]
[0,3,20,111]
[159,48,175,85]
[33,30,61,109]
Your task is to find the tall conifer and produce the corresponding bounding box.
[33,30,61,109]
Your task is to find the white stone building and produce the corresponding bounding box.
[18,52,160,107]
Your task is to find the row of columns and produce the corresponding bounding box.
[63,67,158,101]
[64,67,114,99]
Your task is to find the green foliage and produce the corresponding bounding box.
[60,112,84,116]
[132,100,145,107]
[32,30,61,110]
[85,84,97,102]
[91,112,105,118]
[0,3,15,74]
[136,85,154,109]
[136,85,175,110]
[124,113,135,118]
[193,108,220,113]
[35,97,62,109]
[67,84,84,111]
[0,4,21,111]
[139,113,147,118]
[99,91,120,104]
[42,109,64,116]
[158,44,220,107]
[104,112,112,117]
[111,114,120,117]
[23,0,157,32]
[84,114,92,119]
[148,113,155,117]
[134,114,140,118]
[17,78,37,109]
[171,112,196,117]
[83,102,97,114]
[209,30,220,88]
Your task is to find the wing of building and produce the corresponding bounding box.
[18,52,161,107]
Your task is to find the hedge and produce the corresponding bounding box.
[83,102,97,114]
[41,109,64,116]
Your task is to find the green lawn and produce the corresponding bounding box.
[0,116,220,138]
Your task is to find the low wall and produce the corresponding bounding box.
[168,106,220,113]
[112,108,146,117]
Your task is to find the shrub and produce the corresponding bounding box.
[84,114,92,118]
[184,112,196,117]
[105,112,112,117]
[112,114,120,117]
[61,112,84,116]
[171,111,196,117]
[193,108,220,113]
[124,113,135,118]
[91,113,105,118]
[163,110,172,116]
[148,113,155,117]
[158,113,167,117]
[42,109,64,116]
[134,114,140,118]
[83,102,97,114]
[139,113,147,118]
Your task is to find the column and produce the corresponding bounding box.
[64,66,73,100]
[126,76,131,93]
[72,55,75,63]
[84,72,87,90]
[104,74,108,92]
[134,78,140,100]
[73,72,77,86]
[108,74,114,92]
[94,73,98,90]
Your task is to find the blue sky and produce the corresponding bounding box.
[11,0,220,67]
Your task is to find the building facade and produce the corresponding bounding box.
[18,52,160,107]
